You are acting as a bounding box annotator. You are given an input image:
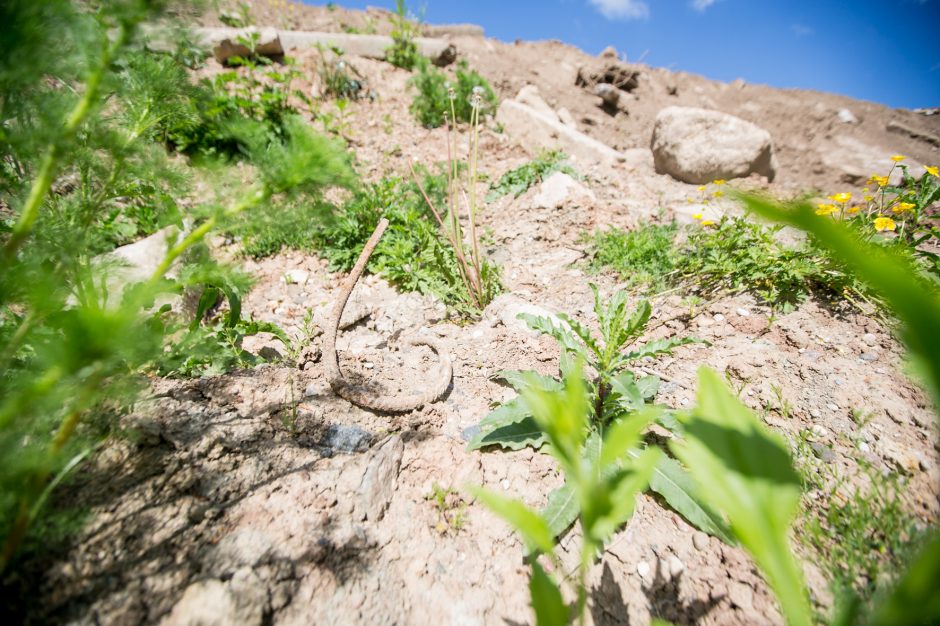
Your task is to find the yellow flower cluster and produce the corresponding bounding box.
[828,192,851,204]
[892,202,915,214]
[815,203,837,216]
[926,165,939,178]
[867,175,889,188]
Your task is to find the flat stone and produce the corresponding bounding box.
[320,424,373,453]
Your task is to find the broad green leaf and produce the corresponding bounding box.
[497,369,563,393]
[542,483,578,538]
[518,313,591,362]
[669,367,810,626]
[609,371,644,410]
[470,487,555,555]
[475,397,531,430]
[556,312,600,359]
[467,416,546,451]
[522,367,590,470]
[530,561,568,626]
[622,337,702,363]
[588,446,661,544]
[635,375,660,400]
[599,410,654,469]
[642,452,733,544]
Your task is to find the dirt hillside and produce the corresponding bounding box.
[5,2,939,625]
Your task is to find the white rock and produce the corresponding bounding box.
[515,85,559,122]
[530,172,596,209]
[692,531,708,551]
[203,26,284,64]
[713,313,725,322]
[667,555,685,577]
[859,442,871,453]
[496,99,626,164]
[651,106,777,183]
[735,307,750,317]
[556,107,578,129]
[811,425,829,438]
[636,561,651,579]
[837,108,859,124]
[283,269,309,285]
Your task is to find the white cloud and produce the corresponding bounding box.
[588,0,650,20]
[691,0,716,11]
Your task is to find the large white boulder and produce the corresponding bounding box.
[650,106,777,183]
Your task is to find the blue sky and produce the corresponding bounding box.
[309,0,940,109]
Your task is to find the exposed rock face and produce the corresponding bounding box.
[650,106,777,183]
[515,84,559,121]
[496,99,625,164]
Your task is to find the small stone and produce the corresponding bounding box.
[810,408,821,419]
[667,555,685,577]
[858,442,871,453]
[809,442,836,463]
[735,307,750,317]
[827,403,839,411]
[863,333,878,346]
[636,561,651,579]
[363,362,374,369]
[320,424,373,453]
[692,531,708,551]
[837,108,859,124]
[713,313,725,322]
[811,424,829,438]
[501,479,511,490]
[860,352,878,362]
[283,269,309,285]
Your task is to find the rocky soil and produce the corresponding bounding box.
[5,2,939,625]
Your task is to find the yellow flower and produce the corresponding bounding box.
[890,154,906,162]
[926,165,939,177]
[828,192,852,203]
[712,179,727,186]
[874,217,896,232]
[696,185,706,192]
[815,203,837,215]
[701,220,715,226]
[712,190,724,198]
[693,213,703,220]
[846,206,861,215]
[868,175,889,187]
[863,194,874,202]
[892,202,915,213]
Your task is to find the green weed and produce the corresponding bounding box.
[0,0,355,570]
[800,459,929,615]
[313,170,500,317]
[386,0,421,71]
[408,60,497,129]
[486,150,578,202]
[588,222,678,292]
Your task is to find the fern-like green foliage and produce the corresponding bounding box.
[409,59,498,129]
[0,0,355,570]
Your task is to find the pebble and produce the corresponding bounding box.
[735,307,750,317]
[636,561,651,579]
[364,362,374,370]
[859,442,871,453]
[811,424,829,438]
[667,555,685,577]
[283,269,309,285]
[863,333,878,346]
[827,403,839,411]
[500,479,511,490]
[692,531,708,551]
[810,408,821,419]
[860,352,878,362]
[713,313,725,322]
